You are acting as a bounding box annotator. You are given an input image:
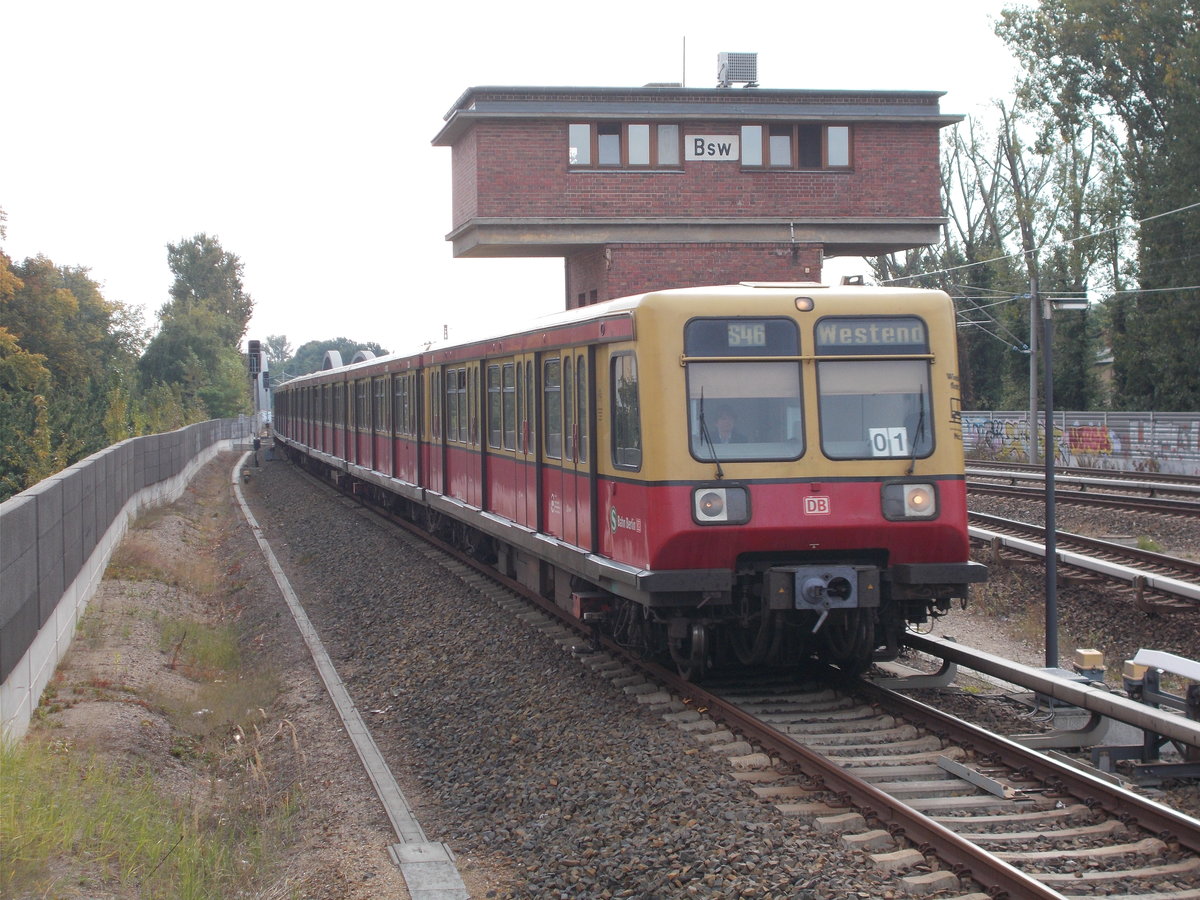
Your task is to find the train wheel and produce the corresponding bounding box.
[729,596,781,666]
[819,608,874,675]
[669,623,710,682]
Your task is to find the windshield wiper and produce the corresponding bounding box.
[905,391,926,476]
[697,389,725,480]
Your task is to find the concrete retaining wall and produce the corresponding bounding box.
[0,417,257,741]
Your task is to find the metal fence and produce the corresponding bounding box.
[962,411,1200,477]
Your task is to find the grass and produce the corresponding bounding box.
[0,741,245,899]
[160,616,242,676]
[6,469,305,898]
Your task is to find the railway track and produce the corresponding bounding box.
[968,461,1200,486]
[327,468,1200,899]
[969,512,1200,613]
[967,464,1200,518]
[466,562,1200,899]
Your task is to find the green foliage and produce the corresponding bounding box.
[0,251,146,499]
[280,337,388,381]
[997,0,1200,411]
[263,334,292,368]
[162,233,253,344]
[0,230,256,498]
[138,235,255,421]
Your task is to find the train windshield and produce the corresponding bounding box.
[684,318,803,462]
[814,316,933,460]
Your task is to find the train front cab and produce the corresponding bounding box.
[590,284,986,675]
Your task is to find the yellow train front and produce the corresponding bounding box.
[272,281,985,680]
[585,282,985,677]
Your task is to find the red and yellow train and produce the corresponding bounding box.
[272,282,986,678]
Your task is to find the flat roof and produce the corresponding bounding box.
[433,85,961,145]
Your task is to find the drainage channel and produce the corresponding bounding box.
[232,452,469,900]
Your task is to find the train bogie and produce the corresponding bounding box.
[273,283,986,679]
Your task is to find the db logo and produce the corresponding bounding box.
[804,496,831,515]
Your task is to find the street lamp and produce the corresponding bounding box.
[1040,292,1089,668]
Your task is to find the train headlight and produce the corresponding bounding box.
[692,486,749,524]
[882,482,938,520]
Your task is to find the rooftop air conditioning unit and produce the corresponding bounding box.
[718,52,758,88]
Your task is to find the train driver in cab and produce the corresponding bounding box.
[715,407,747,444]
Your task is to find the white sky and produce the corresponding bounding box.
[1,0,1020,361]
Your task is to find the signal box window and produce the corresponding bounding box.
[611,353,642,470]
[741,124,851,170]
[684,319,804,462]
[815,316,933,460]
[569,123,680,169]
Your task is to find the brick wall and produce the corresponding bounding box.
[450,120,943,227]
[565,243,826,307]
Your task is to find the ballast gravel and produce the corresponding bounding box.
[247,458,911,899]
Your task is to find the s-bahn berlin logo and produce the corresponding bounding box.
[609,506,643,534]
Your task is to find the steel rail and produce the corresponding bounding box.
[969,514,1200,605]
[641,660,1068,900]
[900,633,1200,854]
[968,481,1200,517]
[967,466,1200,496]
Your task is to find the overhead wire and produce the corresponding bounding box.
[880,199,1200,289]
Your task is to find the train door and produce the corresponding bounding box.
[427,367,444,495]
[542,351,594,547]
[562,350,594,549]
[542,356,565,538]
[334,381,346,461]
[518,355,538,529]
[373,375,391,475]
[469,362,483,508]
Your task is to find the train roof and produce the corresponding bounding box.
[279,282,951,386]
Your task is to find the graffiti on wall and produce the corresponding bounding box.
[962,413,1200,477]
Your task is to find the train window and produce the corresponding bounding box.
[355,380,368,433]
[564,358,575,460]
[487,365,502,449]
[516,362,524,451]
[374,377,388,435]
[684,318,803,462]
[392,375,406,438]
[611,354,641,470]
[577,356,588,464]
[815,316,933,460]
[544,358,562,459]
[431,370,441,438]
[818,362,933,460]
[525,362,535,453]
[472,367,480,446]
[503,363,516,450]
[446,369,458,442]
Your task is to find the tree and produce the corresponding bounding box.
[997,0,1200,410]
[281,338,388,381]
[161,233,253,344]
[0,324,55,498]
[1,254,145,473]
[139,235,254,419]
[264,334,292,369]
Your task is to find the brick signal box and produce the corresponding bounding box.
[433,79,960,308]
